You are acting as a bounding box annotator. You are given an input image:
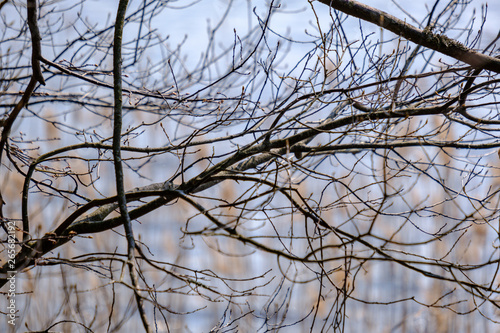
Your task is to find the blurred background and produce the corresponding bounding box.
[1,0,500,332]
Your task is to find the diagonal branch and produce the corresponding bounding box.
[317,0,500,73]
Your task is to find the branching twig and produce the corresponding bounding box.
[317,0,500,73]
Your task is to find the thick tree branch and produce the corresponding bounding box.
[112,0,152,331]
[1,0,46,242]
[27,0,45,85]
[317,0,500,73]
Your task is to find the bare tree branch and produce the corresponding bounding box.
[318,0,500,72]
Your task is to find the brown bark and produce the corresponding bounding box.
[317,0,500,73]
